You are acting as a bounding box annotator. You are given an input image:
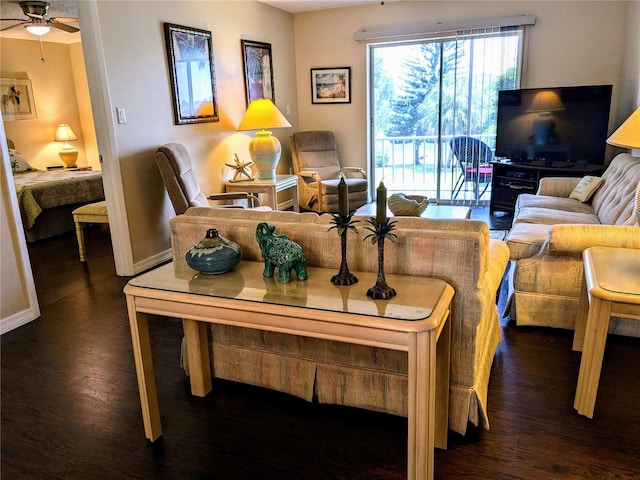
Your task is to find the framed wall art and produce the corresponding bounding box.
[241,40,275,105]
[163,23,219,125]
[310,67,351,104]
[1,78,37,121]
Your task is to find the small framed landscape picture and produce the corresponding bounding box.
[310,67,351,104]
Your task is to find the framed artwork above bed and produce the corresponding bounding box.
[1,78,37,121]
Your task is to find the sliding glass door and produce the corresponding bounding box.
[369,27,524,205]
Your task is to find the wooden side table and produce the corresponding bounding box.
[573,246,640,418]
[225,174,299,211]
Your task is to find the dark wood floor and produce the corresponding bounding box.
[2,215,640,479]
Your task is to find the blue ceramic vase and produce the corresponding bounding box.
[185,228,242,274]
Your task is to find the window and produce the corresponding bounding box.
[369,25,527,205]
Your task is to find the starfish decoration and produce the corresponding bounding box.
[225,153,254,182]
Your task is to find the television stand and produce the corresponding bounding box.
[527,160,574,168]
[490,160,606,215]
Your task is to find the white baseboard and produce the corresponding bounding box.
[133,248,173,275]
[1,307,39,335]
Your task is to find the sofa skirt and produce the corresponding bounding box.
[179,324,496,436]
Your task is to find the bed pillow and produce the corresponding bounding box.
[569,176,603,202]
[9,149,34,173]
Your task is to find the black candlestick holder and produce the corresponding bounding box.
[363,217,398,299]
[328,212,359,286]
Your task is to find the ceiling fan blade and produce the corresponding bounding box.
[51,17,78,23]
[50,20,79,33]
[25,12,45,20]
[0,21,28,32]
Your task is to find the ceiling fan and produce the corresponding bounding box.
[1,1,79,36]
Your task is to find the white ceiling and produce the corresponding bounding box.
[0,0,388,43]
[261,0,389,13]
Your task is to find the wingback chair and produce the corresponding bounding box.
[155,143,261,215]
[290,131,368,213]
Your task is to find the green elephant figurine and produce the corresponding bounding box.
[255,222,308,283]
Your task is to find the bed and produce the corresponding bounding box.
[13,169,105,243]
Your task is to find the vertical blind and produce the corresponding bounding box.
[368,21,530,205]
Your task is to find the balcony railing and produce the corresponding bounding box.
[372,134,495,205]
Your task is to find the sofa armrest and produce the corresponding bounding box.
[547,224,640,256]
[536,177,582,197]
[486,239,510,293]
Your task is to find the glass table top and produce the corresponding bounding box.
[128,261,448,321]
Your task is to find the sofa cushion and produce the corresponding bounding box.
[569,176,603,202]
[506,223,550,260]
[515,193,596,216]
[514,206,601,225]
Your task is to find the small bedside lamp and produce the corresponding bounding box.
[55,124,78,168]
[238,99,291,180]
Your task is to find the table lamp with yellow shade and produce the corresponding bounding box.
[237,99,291,180]
[606,107,640,224]
[55,124,78,168]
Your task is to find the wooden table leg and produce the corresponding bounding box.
[182,319,212,397]
[434,311,450,450]
[572,275,590,352]
[291,185,300,212]
[126,296,162,441]
[574,295,612,418]
[407,331,436,480]
[266,185,277,210]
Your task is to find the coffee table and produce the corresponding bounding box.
[573,246,640,418]
[421,205,471,220]
[356,203,471,220]
[125,261,453,480]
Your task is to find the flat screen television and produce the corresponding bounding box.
[494,84,612,165]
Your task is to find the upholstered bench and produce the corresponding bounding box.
[72,201,109,262]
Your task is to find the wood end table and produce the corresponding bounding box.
[225,174,299,211]
[573,246,640,418]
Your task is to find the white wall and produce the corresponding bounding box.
[0,119,40,333]
[292,1,638,173]
[619,1,640,114]
[88,0,297,272]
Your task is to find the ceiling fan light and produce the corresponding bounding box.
[25,24,50,36]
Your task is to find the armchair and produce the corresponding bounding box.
[155,143,262,215]
[290,131,368,213]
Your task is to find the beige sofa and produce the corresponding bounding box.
[170,208,509,436]
[505,153,640,336]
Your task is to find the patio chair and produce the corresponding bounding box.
[290,131,368,213]
[450,136,494,201]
